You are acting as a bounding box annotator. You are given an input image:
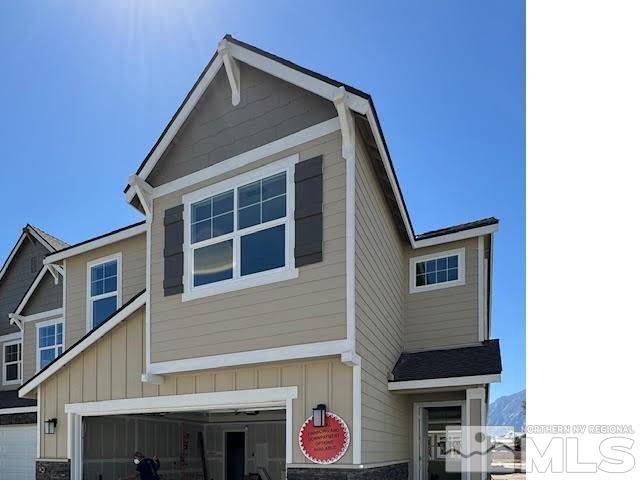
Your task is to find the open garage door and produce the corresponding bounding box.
[82,409,285,480]
[0,424,37,480]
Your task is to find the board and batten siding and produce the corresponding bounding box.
[62,233,146,348]
[405,237,480,351]
[149,131,347,363]
[38,308,354,464]
[353,135,412,463]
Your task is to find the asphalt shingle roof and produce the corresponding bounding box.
[415,217,499,241]
[390,340,502,382]
[29,225,69,251]
[0,389,36,409]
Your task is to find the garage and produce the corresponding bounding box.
[82,408,286,480]
[0,424,37,480]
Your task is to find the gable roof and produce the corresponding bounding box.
[0,225,68,285]
[19,289,147,398]
[124,34,419,244]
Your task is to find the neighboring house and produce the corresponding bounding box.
[0,225,67,479]
[15,35,502,480]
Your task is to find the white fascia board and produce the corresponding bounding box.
[21,308,64,323]
[65,386,298,416]
[0,406,37,414]
[147,339,350,376]
[388,374,501,392]
[13,267,48,317]
[44,224,146,264]
[413,224,499,249]
[152,117,340,199]
[136,55,224,182]
[19,292,147,397]
[0,331,22,342]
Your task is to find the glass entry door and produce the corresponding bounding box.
[421,406,462,480]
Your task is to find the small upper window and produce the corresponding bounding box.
[185,166,293,299]
[410,248,465,293]
[88,255,121,330]
[37,321,64,370]
[3,341,22,385]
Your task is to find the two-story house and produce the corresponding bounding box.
[0,225,68,478]
[15,35,501,480]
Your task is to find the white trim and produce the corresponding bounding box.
[409,248,466,294]
[21,308,64,323]
[145,217,152,372]
[285,396,293,463]
[44,224,146,264]
[2,338,22,385]
[37,385,41,459]
[35,317,65,372]
[86,253,122,332]
[477,236,486,342]
[0,331,21,342]
[413,224,499,249]
[19,292,147,397]
[65,387,297,415]
[352,358,362,465]
[151,118,339,199]
[0,405,37,414]
[413,400,467,480]
[388,374,501,392]
[182,156,298,302]
[148,339,349,375]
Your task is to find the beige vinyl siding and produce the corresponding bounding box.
[63,233,146,347]
[149,131,347,363]
[38,308,353,464]
[405,238,480,351]
[145,61,337,187]
[353,135,411,463]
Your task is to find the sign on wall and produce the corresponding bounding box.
[298,412,350,464]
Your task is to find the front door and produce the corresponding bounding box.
[225,431,245,480]
[420,406,463,480]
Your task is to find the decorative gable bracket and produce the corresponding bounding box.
[46,263,64,285]
[128,174,154,217]
[333,87,355,160]
[218,38,241,106]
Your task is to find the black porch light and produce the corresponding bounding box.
[44,418,57,434]
[312,404,327,427]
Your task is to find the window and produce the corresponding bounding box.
[37,321,64,370]
[410,248,465,293]
[87,254,121,330]
[184,158,297,300]
[3,341,22,385]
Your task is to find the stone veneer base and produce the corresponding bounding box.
[36,460,71,480]
[287,462,409,480]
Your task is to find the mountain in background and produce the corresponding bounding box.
[489,388,526,431]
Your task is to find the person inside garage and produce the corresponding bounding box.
[124,451,160,480]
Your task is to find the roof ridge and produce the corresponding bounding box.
[27,224,69,251]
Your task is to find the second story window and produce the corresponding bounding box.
[410,248,465,293]
[87,254,121,330]
[37,321,64,370]
[3,341,22,385]
[184,158,296,300]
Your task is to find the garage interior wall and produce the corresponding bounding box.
[83,414,285,480]
[38,307,354,465]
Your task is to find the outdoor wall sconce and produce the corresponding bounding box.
[312,404,327,427]
[44,418,57,434]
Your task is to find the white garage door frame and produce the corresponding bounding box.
[64,386,297,480]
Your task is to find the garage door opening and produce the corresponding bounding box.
[82,409,286,480]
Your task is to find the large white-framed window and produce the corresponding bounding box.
[36,318,64,371]
[410,248,465,293]
[86,253,122,331]
[183,155,298,301]
[3,339,22,385]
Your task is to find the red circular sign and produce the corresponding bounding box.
[298,412,350,464]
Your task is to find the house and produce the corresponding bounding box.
[11,35,501,480]
[0,225,68,478]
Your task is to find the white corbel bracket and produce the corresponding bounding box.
[141,372,165,385]
[333,87,355,160]
[127,174,154,217]
[46,263,64,285]
[218,39,241,106]
[8,314,25,332]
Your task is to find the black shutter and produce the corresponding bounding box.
[163,204,184,296]
[295,156,323,267]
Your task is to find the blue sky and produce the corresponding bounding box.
[0,0,524,401]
